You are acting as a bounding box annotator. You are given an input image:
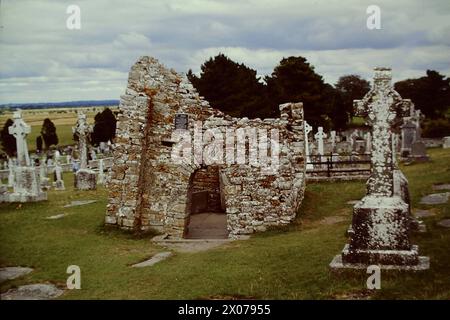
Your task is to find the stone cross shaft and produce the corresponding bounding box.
[354,68,411,197]
[8,110,31,166]
[73,112,92,169]
[304,121,312,158]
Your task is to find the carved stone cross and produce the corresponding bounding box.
[8,110,31,166]
[354,68,412,197]
[73,112,92,169]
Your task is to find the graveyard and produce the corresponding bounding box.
[0,60,449,300]
[0,148,449,299]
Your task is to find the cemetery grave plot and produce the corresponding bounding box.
[0,148,449,299]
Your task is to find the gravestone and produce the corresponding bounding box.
[73,112,96,190]
[330,130,336,153]
[39,164,50,191]
[401,104,428,161]
[400,119,416,156]
[304,122,313,170]
[410,141,429,161]
[330,68,429,270]
[7,110,46,202]
[97,159,105,185]
[53,161,65,191]
[349,130,358,152]
[314,127,327,156]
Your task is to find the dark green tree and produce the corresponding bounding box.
[335,75,371,122]
[394,70,450,119]
[265,56,331,129]
[40,118,58,150]
[188,54,273,118]
[0,119,16,157]
[91,108,117,145]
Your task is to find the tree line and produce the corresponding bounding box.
[188,54,450,134]
[0,108,117,158]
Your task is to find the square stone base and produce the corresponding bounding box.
[330,248,430,271]
[74,169,96,190]
[7,192,48,203]
[53,180,65,191]
[341,244,421,265]
[7,166,48,202]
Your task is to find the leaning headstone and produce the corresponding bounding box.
[7,110,47,202]
[304,122,313,170]
[73,112,96,190]
[330,67,429,270]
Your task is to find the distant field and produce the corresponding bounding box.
[0,106,118,151]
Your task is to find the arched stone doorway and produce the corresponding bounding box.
[185,165,228,239]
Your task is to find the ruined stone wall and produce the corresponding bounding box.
[105,56,306,238]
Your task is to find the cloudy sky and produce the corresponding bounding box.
[0,0,449,103]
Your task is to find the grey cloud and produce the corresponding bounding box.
[0,0,449,103]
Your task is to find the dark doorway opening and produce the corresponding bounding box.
[186,166,228,239]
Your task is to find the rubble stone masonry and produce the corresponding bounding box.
[105,56,306,238]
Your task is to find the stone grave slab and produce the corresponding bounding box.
[64,200,97,208]
[420,192,450,205]
[0,283,63,300]
[132,252,173,268]
[0,267,33,283]
[414,209,435,218]
[45,213,65,220]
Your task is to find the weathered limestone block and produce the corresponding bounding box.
[9,166,47,202]
[74,169,96,190]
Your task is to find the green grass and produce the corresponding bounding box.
[0,148,449,299]
[27,124,75,152]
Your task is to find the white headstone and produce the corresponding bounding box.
[314,127,327,156]
[53,161,65,191]
[8,110,31,166]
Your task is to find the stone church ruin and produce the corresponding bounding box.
[105,57,307,239]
